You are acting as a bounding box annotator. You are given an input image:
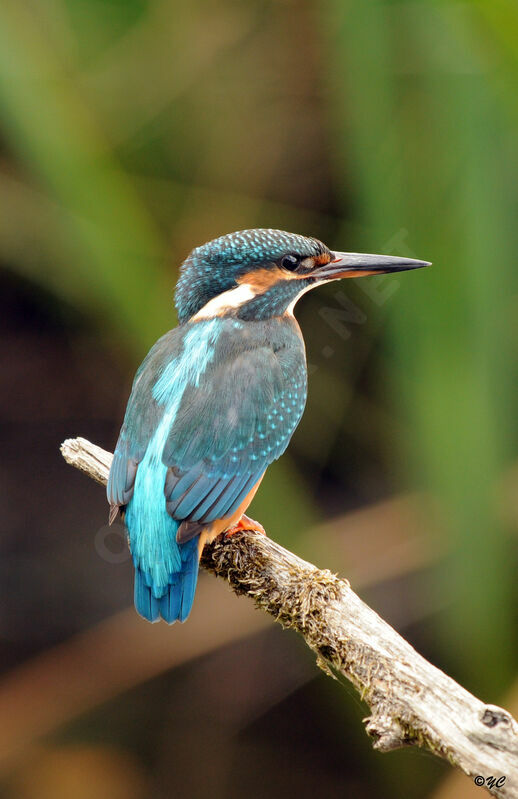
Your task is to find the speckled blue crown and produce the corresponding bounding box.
[175,228,327,323]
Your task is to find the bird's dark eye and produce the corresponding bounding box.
[281,254,300,271]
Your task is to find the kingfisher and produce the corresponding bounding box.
[107,229,429,623]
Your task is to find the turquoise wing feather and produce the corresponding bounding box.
[163,337,307,534]
[107,318,307,624]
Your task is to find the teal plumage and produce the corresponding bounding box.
[116,321,221,621]
[108,307,307,623]
[108,229,429,623]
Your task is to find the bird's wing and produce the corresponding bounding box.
[163,339,307,534]
[106,329,180,510]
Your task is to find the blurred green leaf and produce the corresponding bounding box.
[0,1,171,353]
[325,0,518,695]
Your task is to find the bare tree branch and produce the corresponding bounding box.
[61,436,518,798]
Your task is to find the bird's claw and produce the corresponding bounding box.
[224,514,266,537]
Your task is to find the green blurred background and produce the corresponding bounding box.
[0,0,517,796]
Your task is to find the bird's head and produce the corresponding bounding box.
[175,229,429,324]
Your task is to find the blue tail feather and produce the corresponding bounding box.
[124,442,201,624]
[134,568,161,623]
[134,538,200,624]
[158,578,183,623]
[178,542,199,622]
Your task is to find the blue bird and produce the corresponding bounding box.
[107,229,429,623]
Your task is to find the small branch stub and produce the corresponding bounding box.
[62,436,518,798]
[365,713,410,752]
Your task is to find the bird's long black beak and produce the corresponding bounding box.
[312,252,431,280]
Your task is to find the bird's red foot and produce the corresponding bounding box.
[224,514,266,537]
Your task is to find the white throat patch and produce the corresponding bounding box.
[192,283,257,320]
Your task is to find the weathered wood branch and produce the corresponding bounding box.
[61,436,518,797]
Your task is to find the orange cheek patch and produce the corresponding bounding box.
[238,265,310,290]
[300,253,332,271]
[237,267,283,291]
[313,253,332,266]
[237,252,334,293]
